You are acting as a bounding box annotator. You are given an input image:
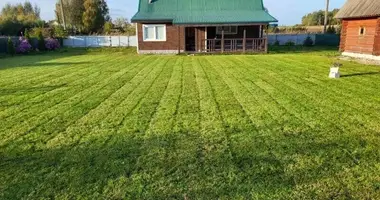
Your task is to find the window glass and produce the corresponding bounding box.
[156,26,165,40]
[143,25,166,41]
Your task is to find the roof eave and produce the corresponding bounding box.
[335,14,380,19]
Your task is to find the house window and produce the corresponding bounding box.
[143,24,166,41]
[216,26,238,35]
[359,27,366,35]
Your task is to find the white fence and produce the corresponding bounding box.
[268,34,316,45]
[63,36,137,47]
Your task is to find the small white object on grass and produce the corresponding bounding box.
[329,63,342,79]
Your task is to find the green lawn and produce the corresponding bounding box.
[1,49,380,199]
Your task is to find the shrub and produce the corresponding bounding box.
[37,31,45,51]
[45,38,61,51]
[16,37,33,54]
[303,36,314,46]
[24,29,31,41]
[104,22,113,35]
[326,25,336,34]
[273,40,280,46]
[53,26,68,38]
[7,37,15,56]
[284,40,295,46]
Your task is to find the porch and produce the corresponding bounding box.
[183,25,268,54]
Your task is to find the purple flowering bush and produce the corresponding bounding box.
[16,38,32,54]
[45,38,61,51]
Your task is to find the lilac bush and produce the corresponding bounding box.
[45,38,61,51]
[16,37,32,54]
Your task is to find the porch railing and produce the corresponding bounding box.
[200,38,267,53]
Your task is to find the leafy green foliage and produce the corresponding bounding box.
[83,0,110,33]
[302,9,340,26]
[37,31,45,51]
[267,25,307,34]
[24,29,31,40]
[53,25,68,38]
[1,51,380,199]
[326,25,337,34]
[303,36,314,46]
[273,40,280,46]
[7,37,15,56]
[55,0,85,31]
[284,40,295,46]
[103,21,112,35]
[0,1,41,35]
[113,17,136,35]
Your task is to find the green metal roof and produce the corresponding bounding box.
[131,0,278,24]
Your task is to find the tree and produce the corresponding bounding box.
[301,9,340,26]
[0,1,41,35]
[82,0,110,33]
[104,21,112,34]
[113,17,136,35]
[55,0,85,31]
[326,25,336,34]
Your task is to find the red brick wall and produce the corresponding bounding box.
[341,18,378,55]
[373,18,380,56]
[137,23,185,52]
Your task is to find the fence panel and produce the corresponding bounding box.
[268,34,340,46]
[63,36,137,48]
[315,34,340,46]
[268,34,316,45]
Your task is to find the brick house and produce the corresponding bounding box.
[131,0,277,54]
[335,0,380,60]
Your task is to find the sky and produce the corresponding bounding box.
[0,0,347,25]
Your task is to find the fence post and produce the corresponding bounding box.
[221,29,225,53]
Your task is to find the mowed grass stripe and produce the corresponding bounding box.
[55,57,171,148]
[115,57,174,135]
[0,55,116,112]
[233,56,345,132]
[0,55,139,131]
[263,55,380,105]
[145,57,184,136]
[125,57,202,198]
[0,53,112,83]
[0,54,126,115]
[210,56,285,131]
[20,56,160,150]
[1,52,380,199]
[0,55,101,88]
[241,56,379,134]
[0,56,157,149]
[268,57,380,133]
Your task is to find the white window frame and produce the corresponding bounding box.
[216,26,238,35]
[143,24,166,42]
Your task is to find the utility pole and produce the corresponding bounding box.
[324,0,330,33]
[60,0,67,30]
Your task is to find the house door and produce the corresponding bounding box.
[185,27,196,52]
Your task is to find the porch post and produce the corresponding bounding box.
[221,28,225,53]
[178,26,181,54]
[265,25,268,53]
[195,28,198,52]
[243,28,246,53]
